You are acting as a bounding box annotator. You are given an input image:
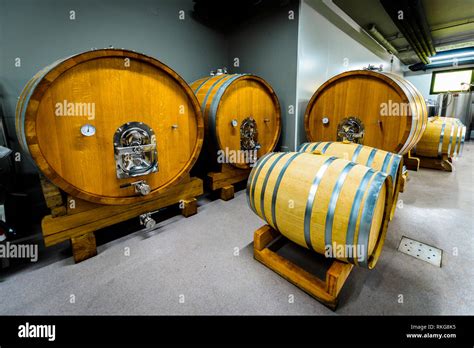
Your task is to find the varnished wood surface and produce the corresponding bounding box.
[414,116,465,158]
[71,232,97,263]
[417,155,453,172]
[190,74,281,169]
[299,141,403,220]
[248,152,392,269]
[16,49,204,205]
[42,176,203,246]
[254,225,354,310]
[304,70,428,155]
[207,163,250,191]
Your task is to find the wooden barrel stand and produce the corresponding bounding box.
[403,151,421,171]
[254,225,353,310]
[207,163,251,201]
[416,155,453,172]
[40,175,203,263]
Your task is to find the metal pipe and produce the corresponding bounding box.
[380,0,433,64]
[413,0,436,56]
[368,24,399,55]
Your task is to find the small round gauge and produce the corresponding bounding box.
[80,124,96,137]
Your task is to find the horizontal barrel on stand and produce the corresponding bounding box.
[247,152,393,269]
[190,72,281,168]
[304,70,428,155]
[298,141,402,219]
[413,116,466,158]
[16,48,204,205]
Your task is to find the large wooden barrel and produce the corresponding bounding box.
[247,152,393,269]
[16,49,204,205]
[304,70,428,155]
[413,116,466,158]
[190,73,281,169]
[298,141,402,219]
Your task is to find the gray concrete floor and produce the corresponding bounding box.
[1,143,473,315]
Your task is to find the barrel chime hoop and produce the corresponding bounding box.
[357,171,388,268]
[366,148,378,166]
[454,126,462,158]
[324,162,357,248]
[303,156,338,251]
[259,152,287,224]
[346,169,375,264]
[380,152,393,173]
[304,142,314,151]
[351,144,363,162]
[448,124,456,157]
[300,143,311,152]
[388,155,402,189]
[270,152,302,231]
[209,74,249,146]
[248,153,274,213]
[200,74,234,116]
[438,122,447,157]
[193,76,213,94]
[321,142,333,153]
[297,143,308,151]
[246,152,273,211]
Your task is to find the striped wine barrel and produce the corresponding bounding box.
[247,152,393,269]
[413,116,466,158]
[190,73,281,169]
[16,49,204,205]
[298,141,402,219]
[304,70,428,155]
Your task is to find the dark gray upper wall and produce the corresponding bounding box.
[0,0,227,173]
[227,0,299,152]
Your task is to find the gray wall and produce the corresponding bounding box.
[404,72,436,100]
[295,0,403,150]
[227,0,299,151]
[0,0,227,174]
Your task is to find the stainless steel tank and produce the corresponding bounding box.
[437,91,473,140]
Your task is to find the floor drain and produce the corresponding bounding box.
[397,236,442,267]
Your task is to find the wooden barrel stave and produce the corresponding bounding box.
[15,49,204,205]
[247,152,393,269]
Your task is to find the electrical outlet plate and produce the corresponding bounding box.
[398,236,442,267]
